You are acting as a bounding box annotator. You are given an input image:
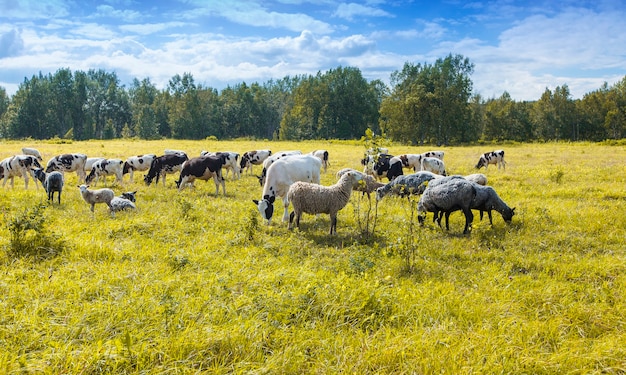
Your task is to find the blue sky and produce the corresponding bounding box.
[1,0,624,101]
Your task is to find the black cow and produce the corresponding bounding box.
[144,154,188,186]
[175,154,227,195]
[370,154,394,180]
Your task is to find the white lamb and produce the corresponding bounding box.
[21,147,43,161]
[110,191,137,213]
[78,184,114,212]
[336,168,385,200]
[288,170,363,234]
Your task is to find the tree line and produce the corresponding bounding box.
[1,54,624,143]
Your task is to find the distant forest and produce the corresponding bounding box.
[1,54,624,144]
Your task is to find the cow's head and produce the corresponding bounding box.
[253,195,275,224]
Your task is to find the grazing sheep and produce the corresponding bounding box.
[375,171,440,201]
[418,178,476,234]
[288,170,362,234]
[336,168,385,200]
[110,191,137,213]
[21,147,43,161]
[253,154,321,225]
[464,173,487,186]
[78,184,114,212]
[33,169,64,204]
[471,183,515,225]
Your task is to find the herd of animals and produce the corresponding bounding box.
[1,146,514,235]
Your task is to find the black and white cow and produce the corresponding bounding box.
[383,154,425,180]
[144,154,188,186]
[476,150,506,170]
[46,153,88,182]
[175,154,227,195]
[370,154,395,181]
[240,149,272,175]
[200,151,240,180]
[1,155,43,189]
[85,158,125,186]
[123,154,157,183]
[309,149,330,173]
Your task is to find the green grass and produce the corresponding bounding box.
[1,140,625,373]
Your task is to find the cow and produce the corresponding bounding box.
[85,158,125,186]
[240,150,272,175]
[84,157,106,172]
[420,157,447,176]
[21,147,43,161]
[46,153,88,183]
[383,154,425,180]
[257,150,302,186]
[422,150,445,160]
[369,153,394,181]
[309,150,330,173]
[123,154,157,183]
[1,155,43,189]
[200,151,240,180]
[476,150,506,170]
[175,154,227,195]
[144,154,188,186]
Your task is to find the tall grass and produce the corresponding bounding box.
[0,140,625,373]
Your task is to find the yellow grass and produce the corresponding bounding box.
[0,139,625,373]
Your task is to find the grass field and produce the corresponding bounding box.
[1,139,625,374]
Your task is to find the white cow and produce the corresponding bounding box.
[253,154,321,225]
[85,158,125,186]
[476,150,506,170]
[1,155,43,189]
[420,157,447,176]
[123,154,157,183]
[46,153,88,182]
[240,150,272,175]
[257,150,302,186]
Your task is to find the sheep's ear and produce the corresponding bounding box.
[252,199,259,205]
[268,196,275,204]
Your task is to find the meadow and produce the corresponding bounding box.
[0,139,625,374]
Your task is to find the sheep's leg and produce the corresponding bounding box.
[462,208,474,234]
[330,213,337,235]
[487,210,493,225]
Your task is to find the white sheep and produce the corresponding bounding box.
[288,170,363,234]
[375,171,440,201]
[21,147,43,161]
[33,169,64,204]
[336,168,385,200]
[78,184,114,212]
[110,191,137,213]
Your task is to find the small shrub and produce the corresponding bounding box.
[5,204,67,260]
[550,167,565,184]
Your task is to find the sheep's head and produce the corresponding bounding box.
[503,207,516,223]
[78,184,89,194]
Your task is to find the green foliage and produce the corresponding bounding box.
[5,204,67,260]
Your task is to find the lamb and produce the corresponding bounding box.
[375,171,440,201]
[33,169,64,204]
[21,147,43,161]
[417,178,476,234]
[110,191,137,213]
[78,184,114,212]
[288,170,363,234]
[336,168,385,200]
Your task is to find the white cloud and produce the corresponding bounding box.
[0,0,69,19]
[119,22,189,35]
[333,3,393,21]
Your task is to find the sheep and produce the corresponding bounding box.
[375,171,440,201]
[78,184,114,212]
[253,154,321,225]
[470,184,515,225]
[464,173,488,186]
[417,178,476,234]
[110,191,137,213]
[288,170,363,234]
[21,147,43,161]
[33,169,64,204]
[336,168,385,200]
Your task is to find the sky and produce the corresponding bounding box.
[0,0,625,101]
